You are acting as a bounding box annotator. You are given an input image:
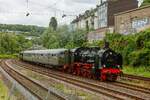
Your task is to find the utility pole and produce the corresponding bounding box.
[26,0,30,16]
[53,3,57,17]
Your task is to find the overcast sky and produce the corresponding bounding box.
[0,0,143,27]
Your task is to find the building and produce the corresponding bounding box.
[71,8,98,31]
[115,5,150,35]
[71,0,138,41]
[100,0,138,28]
[88,0,138,42]
[87,27,110,41]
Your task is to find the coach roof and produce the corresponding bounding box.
[22,49,68,54]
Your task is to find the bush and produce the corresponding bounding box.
[135,29,150,49]
[100,29,150,67]
[129,49,150,67]
[104,33,136,65]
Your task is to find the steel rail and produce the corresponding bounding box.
[123,74,150,82]
[14,60,146,100]
[113,82,150,94]
[1,60,66,100]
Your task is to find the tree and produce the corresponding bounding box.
[0,32,32,54]
[41,25,87,49]
[49,17,58,31]
[0,24,45,36]
[141,0,150,6]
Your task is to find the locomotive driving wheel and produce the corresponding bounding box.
[101,74,106,81]
[87,71,92,79]
[82,71,87,77]
[110,75,117,81]
[107,74,117,81]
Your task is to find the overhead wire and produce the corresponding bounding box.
[0,0,97,24]
[26,0,81,14]
[0,0,91,16]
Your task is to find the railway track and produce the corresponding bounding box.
[13,59,150,100]
[0,60,66,100]
[113,81,150,94]
[123,74,150,82]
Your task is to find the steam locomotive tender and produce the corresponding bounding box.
[20,47,123,81]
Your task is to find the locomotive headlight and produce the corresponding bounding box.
[103,65,106,68]
[117,65,120,68]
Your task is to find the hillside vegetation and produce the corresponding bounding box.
[0,32,32,55]
[0,24,45,36]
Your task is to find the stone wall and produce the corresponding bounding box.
[115,6,150,34]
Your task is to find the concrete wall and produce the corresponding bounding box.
[87,27,114,42]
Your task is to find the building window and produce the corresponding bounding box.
[98,3,108,28]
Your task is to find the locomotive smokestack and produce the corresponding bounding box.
[104,40,109,49]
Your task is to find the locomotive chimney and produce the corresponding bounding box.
[103,40,109,49]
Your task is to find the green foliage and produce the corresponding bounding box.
[0,54,17,59]
[41,28,59,49]
[123,66,150,77]
[0,80,8,100]
[129,49,150,66]
[41,25,87,49]
[0,24,45,36]
[101,29,150,67]
[0,32,32,54]
[135,29,150,49]
[104,33,136,65]
[141,0,150,6]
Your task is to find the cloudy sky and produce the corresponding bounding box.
[0,0,143,27]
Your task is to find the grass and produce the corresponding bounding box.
[0,54,17,59]
[0,80,8,100]
[123,66,150,78]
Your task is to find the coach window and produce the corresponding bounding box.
[60,52,64,56]
[50,54,52,56]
